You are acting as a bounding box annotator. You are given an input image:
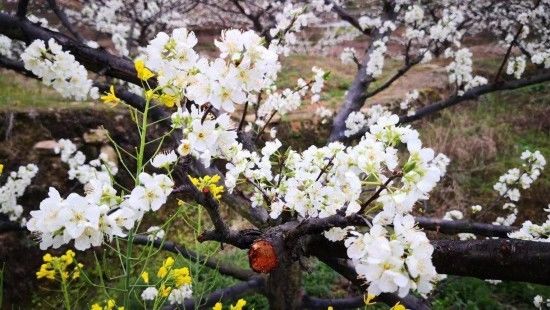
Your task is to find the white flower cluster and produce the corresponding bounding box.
[534,294,550,309]
[21,39,98,101]
[145,27,279,112]
[429,8,464,45]
[443,210,463,221]
[27,139,174,250]
[257,67,327,125]
[471,205,482,213]
[225,114,448,222]
[0,34,13,58]
[506,55,527,79]
[358,16,382,31]
[343,105,395,138]
[219,113,447,296]
[508,206,550,242]
[54,139,117,185]
[168,285,193,304]
[404,5,424,25]
[494,202,518,226]
[171,106,237,167]
[27,171,173,251]
[365,40,387,78]
[493,150,546,202]
[141,285,193,304]
[146,225,166,241]
[399,89,419,115]
[344,215,438,297]
[340,47,357,65]
[310,66,326,103]
[151,151,178,169]
[315,107,334,124]
[268,3,315,56]
[445,48,488,95]
[142,28,315,167]
[0,164,39,224]
[344,111,367,137]
[531,52,550,69]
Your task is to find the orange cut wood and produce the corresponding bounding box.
[248,239,278,273]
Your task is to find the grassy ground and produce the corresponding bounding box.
[1,50,549,309]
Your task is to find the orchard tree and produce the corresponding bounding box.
[0,0,550,309]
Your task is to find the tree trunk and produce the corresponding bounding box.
[266,257,303,310]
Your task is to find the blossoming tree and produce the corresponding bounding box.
[0,0,549,309]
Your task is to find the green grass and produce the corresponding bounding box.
[0,69,93,110]
[432,277,550,310]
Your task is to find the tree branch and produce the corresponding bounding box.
[327,0,370,36]
[16,0,29,18]
[316,255,431,309]
[328,4,397,142]
[165,276,265,310]
[308,236,550,285]
[132,235,256,281]
[301,295,365,310]
[416,216,515,238]
[0,12,143,86]
[399,69,550,124]
[46,0,86,43]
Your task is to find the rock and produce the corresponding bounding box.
[33,140,59,151]
[83,127,110,143]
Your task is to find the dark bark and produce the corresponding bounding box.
[317,255,431,310]
[302,295,365,310]
[399,69,550,124]
[0,12,143,86]
[432,239,550,284]
[165,276,265,310]
[416,216,515,238]
[308,236,550,285]
[132,235,256,281]
[46,0,86,42]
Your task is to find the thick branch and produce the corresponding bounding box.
[432,239,550,284]
[0,12,143,86]
[308,236,550,285]
[317,255,431,310]
[46,0,86,42]
[16,0,29,18]
[416,216,515,238]
[399,69,550,124]
[132,235,255,281]
[328,0,370,36]
[165,276,265,310]
[301,295,365,310]
[328,5,396,142]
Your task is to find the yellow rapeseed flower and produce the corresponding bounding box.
[364,293,376,305]
[189,174,225,200]
[141,271,149,284]
[157,257,175,278]
[230,299,246,310]
[90,303,102,310]
[0,163,3,174]
[390,302,406,310]
[36,264,56,280]
[157,266,168,279]
[171,267,192,287]
[100,85,121,107]
[159,284,172,297]
[36,250,81,282]
[158,93,178,108]
[212,303,222,310]
[134,59,155,81]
